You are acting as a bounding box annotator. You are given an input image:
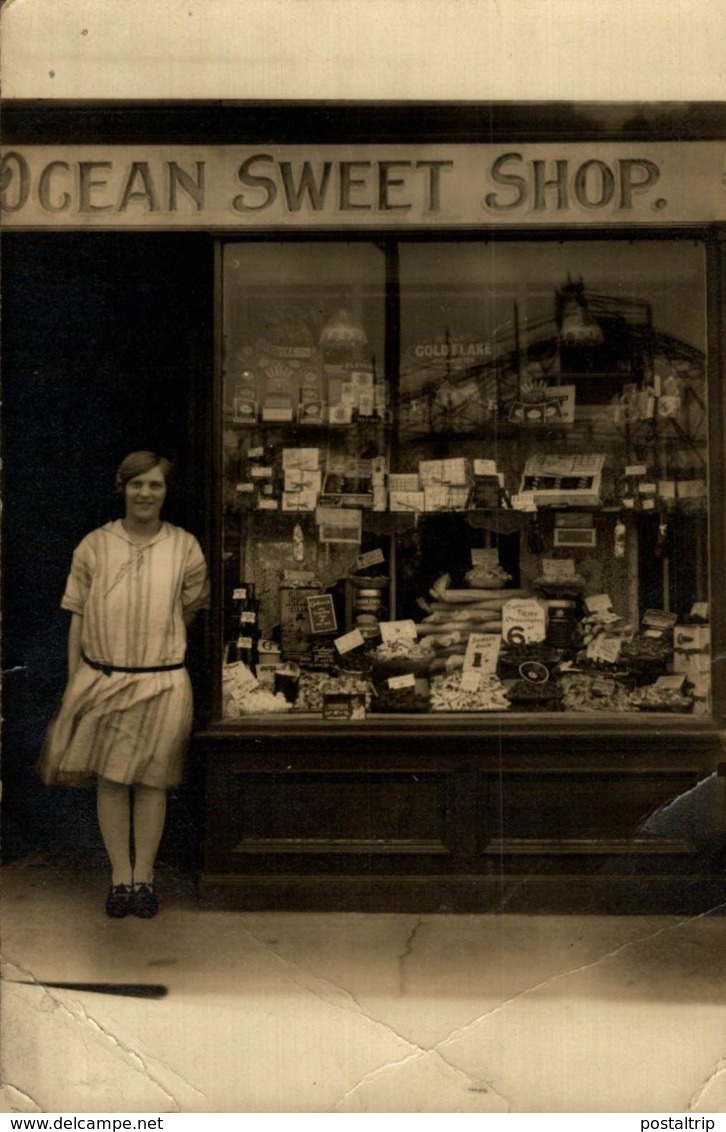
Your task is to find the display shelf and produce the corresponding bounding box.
[198,712,720,743]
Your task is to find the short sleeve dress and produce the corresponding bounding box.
[37,520,210,788]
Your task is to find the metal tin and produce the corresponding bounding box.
[546,600,578,649]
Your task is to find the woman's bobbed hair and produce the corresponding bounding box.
[115,451,174,494]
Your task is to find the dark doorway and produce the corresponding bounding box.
[2,231,214,864]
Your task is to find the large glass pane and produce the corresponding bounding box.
[221,242,388,715]
[395,240,708,715]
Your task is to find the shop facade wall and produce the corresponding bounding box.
[2,101,725,906]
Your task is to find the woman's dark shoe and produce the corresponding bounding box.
[132,883,159,919]
[105,884,133,918]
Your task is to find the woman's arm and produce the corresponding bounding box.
[67,613,83,680]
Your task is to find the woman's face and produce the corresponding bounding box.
[124,466,167,525]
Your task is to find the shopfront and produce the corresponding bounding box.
[3,103,725,909]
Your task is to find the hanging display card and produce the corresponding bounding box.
[463,633,501,674]
[380,620,418,643]
[356,548,385,571]
[306,594,338,635]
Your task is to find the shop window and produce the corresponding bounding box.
[219,239,709,719]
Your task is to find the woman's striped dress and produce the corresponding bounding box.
[38,520,210,788]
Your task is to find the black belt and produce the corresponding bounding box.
[82,652,185,677]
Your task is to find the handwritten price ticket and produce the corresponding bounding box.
[586,635,622,664]
[379,620,418,643]
[463,633,501,674]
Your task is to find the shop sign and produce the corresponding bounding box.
[2,142,725,229]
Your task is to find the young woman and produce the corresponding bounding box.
[37,451,209,919]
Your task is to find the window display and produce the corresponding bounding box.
[220,239,709,719]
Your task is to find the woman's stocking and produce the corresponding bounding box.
[96,779,133,886]
[132,784,167,885]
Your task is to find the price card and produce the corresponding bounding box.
[460,670,482,692]
[356,548,385,571]
[232,586,250,601]
[334,628,365,654]
[586,636,622,664]
[471,548,499,569]
[306,594,338,635]
[625,464,648,477]
[379,620,418,643]
[584,593,613,614]
[239,611,257,624]
[235,482,255,493]
[473,459,498,477]
[463,633,501,674]
[502,599,547,644]
[388,673,416,690]
[643,609,678,631]
[222,660,259,697]
[247,447,265,460]
[511,492,537,512]
[542,557,576,580]
[655,674,686,691]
